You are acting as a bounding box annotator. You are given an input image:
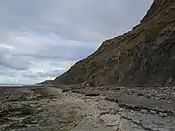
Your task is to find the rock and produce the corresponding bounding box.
[118,95,175,114]
[52,98,57,101]
[37,107,42,111]
[71,89,83,94]
[62,89,70,92]
[3,123,28,130]
[86,83,90,86]
[84,91,100,96]
[132,118,141,125]
[137,93,144,96]
[130,110,134,113]
[140,109,148,114]
[1,87,175,130]
[0,118,12,125]
[119,108,124,112]
[159,112,168,117]
[150,110,157,114]
[118,118,145,131]
[105,92,121,102]
[21,117,38,125]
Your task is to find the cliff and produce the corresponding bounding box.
[54,0,175,86]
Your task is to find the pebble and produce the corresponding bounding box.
[110,109,116,114]
[150,110,157,114]
[52,98,57,101]
[159,112,168,117]
[132,118,141,125]
[119,108,123,112]
[140,109,148,113]
[31,120,38,124]
[37,107,42,111]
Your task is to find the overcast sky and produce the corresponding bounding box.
[0,0,153,84]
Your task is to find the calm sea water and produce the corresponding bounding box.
[0,84,33,87]
[0,84,23,86]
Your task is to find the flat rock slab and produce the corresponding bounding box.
[71,89,101,96]
[72,118,118,131]
[121,110,175,131]
[104,92,122,102]
[118,95,175,113]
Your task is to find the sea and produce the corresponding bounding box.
[0,84,33,88]
[0,84,22,86]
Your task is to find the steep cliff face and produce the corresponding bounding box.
[54,0,175,86]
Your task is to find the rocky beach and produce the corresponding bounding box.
[0,85,175,131]
[0,0,175,130]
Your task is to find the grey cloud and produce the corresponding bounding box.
[0,55,31,70]
[37,69,63,78]
[0,66,17,77]
[0,0,153,42]
[23,69,63,78]
[19,42,96,61]
[8,33,97,61]
[0,47,31,70]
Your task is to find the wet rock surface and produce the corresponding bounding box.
[0,86,175,131]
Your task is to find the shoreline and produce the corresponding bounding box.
[0,86,23,88]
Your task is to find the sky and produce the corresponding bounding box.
[0,0,153,85]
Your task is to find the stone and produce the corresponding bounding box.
[150,110,157,114]
[132,118,141,125]
[21,117,37,125]
[130,110,134,113]
[62,89,69,92]
[159,112,168,117]
[140,109,148,114]
[84,92,100,96]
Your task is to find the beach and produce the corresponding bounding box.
[0,86,175,131]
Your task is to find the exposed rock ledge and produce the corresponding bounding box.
[0,86,175,131]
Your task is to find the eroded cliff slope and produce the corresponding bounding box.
[54,0,175,86]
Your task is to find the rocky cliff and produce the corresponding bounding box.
[54,0,175,86]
